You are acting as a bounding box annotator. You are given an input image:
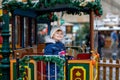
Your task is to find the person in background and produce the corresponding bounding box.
[110,30,118,59]
[38,27,48,44]
[85,33,90,47]
[117,31,120,48]
[38,30,45,43]
[110,30,118,51]
[117,31,120,58]
[98,32,105,59]
[85,33,90,53]
[44,27,66,80]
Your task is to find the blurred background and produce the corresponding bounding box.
[57,0,120,59]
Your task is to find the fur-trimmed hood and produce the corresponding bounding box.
[45,36,65,44]
[50,27,63,38]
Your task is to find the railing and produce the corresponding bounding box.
[37,60,63,80]
[16,55,65,80]
[98,58,120,80]
[8,52,120,80]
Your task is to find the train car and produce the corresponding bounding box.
[0,0,103,80]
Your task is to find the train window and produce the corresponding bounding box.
[15,16,21,48]
[24,17,29,47]
[31,19,36,45]
[13,16,37,49]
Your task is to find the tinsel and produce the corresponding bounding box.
[37,13,58,22]
[2,0,103,16]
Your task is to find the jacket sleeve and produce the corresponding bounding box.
[62,43,66,51]
[44,45,53,55]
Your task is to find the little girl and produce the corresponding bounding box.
[44,27,66,80]
[44,27,66,55]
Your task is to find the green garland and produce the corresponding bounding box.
[70,0,103,16]
[2,0,103,16]
[17,55,65,80]
[37,13,58,22]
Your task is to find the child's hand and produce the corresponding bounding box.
[59,51,66,56]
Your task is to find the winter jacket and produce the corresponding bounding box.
[44,42,66,55]
[44,36,66,80]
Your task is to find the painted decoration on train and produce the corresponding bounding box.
[10,60,37,80]
[67,60,94,80]
[70,66,86,80]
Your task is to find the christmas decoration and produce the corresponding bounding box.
[37,13,58,22]
[2,0,103,16]
[17,55,65,80]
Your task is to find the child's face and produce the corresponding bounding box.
[52,30,64,41]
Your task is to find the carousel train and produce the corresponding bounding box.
[0,12,98,80]
[0,0,102,80]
